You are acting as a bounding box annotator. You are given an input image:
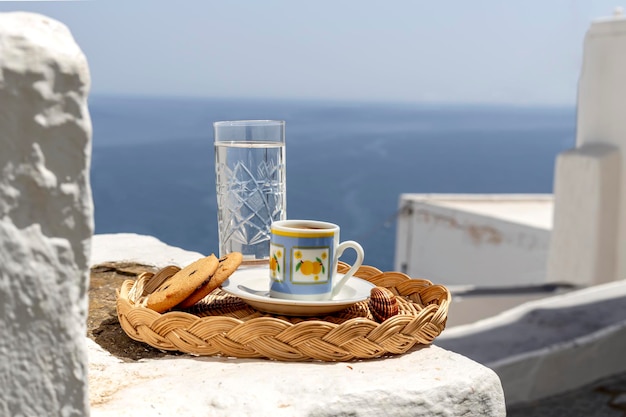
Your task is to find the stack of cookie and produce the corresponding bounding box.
[145,252,243,313]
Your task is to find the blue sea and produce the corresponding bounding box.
[90,95,576,271]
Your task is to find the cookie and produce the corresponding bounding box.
[177,252,243,308]
[146,254,219,312]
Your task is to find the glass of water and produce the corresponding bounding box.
[213,120,286,264]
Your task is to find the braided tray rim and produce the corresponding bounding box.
[116,264,451,361]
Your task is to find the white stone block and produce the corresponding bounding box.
[576,16,626,281]
[88,340,505,417]
[547,143,621,286]
[0,12,92,416]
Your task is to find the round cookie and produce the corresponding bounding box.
[178,252,243,308]
[146,255,219,312]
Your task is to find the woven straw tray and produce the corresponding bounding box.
[116,262,451,361]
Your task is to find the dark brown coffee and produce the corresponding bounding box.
[290,224,329,230]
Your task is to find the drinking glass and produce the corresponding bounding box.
[214,120,286,264]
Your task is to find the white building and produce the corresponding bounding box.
[395,9,626,325]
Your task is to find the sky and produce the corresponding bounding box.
[0,0,620,105]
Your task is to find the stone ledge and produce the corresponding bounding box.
[88,233,505,417]
[437,279,626,406]
[88,339,504,417]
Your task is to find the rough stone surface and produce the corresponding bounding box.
[88,340,505,417]
[0,12,92,417]
[88,233,506,417]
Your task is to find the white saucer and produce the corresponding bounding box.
[221,267,375,316]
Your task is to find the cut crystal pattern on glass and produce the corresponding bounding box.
[216,156,285,257]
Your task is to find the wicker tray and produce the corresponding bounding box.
[116,263,450,361]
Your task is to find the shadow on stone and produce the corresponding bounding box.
[91,316,183,361]
[436,296,626,364]
[88,262,183,361]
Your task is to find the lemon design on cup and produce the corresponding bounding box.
[270,250,282,278]
[296,253,326,281]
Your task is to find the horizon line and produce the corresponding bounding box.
[88,92,576,110]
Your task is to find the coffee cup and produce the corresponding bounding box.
[269,220,364,300]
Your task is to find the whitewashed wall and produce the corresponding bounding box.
[0,12,93,417]
[548,13,626,286]
[394,194,552,287]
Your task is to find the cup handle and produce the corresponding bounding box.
[331,241,364,299]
